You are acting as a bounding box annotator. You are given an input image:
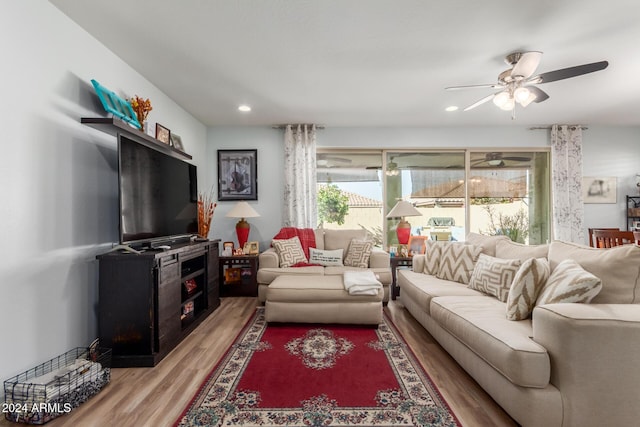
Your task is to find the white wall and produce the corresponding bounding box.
[206,127,284,252]
[582,127,640,233]
[0,2,207,386]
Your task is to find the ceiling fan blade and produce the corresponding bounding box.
[463,93,496,111]
[533,61,609,84]
[445,83,502,91]
[511,51,542,79]
[502,156,532,162]
[527,86,550,103]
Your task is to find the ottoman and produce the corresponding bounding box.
[265,275,383,325]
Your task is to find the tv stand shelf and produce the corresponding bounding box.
[97,240,219,367]
[81,117,192,160]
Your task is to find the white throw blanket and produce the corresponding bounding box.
[343,271,382,296]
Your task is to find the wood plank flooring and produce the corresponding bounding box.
[1,298,517,427]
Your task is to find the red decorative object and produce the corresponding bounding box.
[236,221,250,249]
[396,223,411,245]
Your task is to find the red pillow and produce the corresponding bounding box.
[272,227,317,260]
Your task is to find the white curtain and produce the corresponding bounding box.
[283,124,317,228]
[551,124,584,243]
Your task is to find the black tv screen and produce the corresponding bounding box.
[118,135,198,246]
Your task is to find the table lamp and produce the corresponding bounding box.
[225,201,260,249]
[387,201,422,245]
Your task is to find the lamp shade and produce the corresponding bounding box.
[225,202,260,249]
[386,201,421,219]
[225,201,260,219]
[387,201,422,245]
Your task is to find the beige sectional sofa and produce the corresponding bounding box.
[398,233,640,427]
[257,228,392,303]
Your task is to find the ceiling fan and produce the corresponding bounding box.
[471,152,531,167]
[446,51,608,118]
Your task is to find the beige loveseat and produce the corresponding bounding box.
[257,228,392,303]
[398,233,640,427]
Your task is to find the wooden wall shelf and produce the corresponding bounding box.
[81,117,192,161]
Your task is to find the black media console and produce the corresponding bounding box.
[97,240,220,367]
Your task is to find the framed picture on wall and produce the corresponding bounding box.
[218,149,258,201]
[583,176,617,204]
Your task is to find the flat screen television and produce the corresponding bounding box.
[118,135,198,247]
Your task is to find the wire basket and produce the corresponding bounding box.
[3,343,111,424]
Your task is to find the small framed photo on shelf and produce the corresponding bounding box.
[222,241,234,257]
[408,236,427,255]
[170,133,185,151]
[155,123,171,144]
[633,221,640,231]
[244,241,259,255]
[398,244,409,258]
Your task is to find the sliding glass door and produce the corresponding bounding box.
[468,151,550,244]
[317,149,550,247]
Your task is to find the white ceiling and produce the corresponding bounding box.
[51,0,640,127]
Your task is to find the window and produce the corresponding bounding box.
[469,151,550,244]
[317,149,550,247]
[316,151,384,245]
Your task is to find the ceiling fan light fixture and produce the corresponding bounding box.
[499,97,515,111]
[514,87,531,103]
[493,91,510,107]
[519,91,537,107]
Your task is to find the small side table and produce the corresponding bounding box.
[219,255,259,297]
[390,256,413,300]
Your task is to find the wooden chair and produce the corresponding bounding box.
[592,229,636,248]
[588,227,619,247]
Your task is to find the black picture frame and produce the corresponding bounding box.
[217,149,258,201]
[155,123,171,144]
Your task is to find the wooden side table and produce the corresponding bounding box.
[390,256,413,300]
[219,255,259,297]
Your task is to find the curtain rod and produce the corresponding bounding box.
[272,124,325,130]
[529,125,588,130]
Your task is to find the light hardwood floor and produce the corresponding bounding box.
[1,298,517,427]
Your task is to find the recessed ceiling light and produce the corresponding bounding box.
[238,105,251,112]
[445,106,459,112]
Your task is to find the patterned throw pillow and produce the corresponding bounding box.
[468,254,522,301]
[536,259,602,305]
[506,258,550,320]
[344,239,373,268]
[309,248,344,267]
[423,241,444,275]
[436,243,482,284]
[272,236,307,268]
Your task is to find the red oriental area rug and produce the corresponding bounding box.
[175,308,460,426]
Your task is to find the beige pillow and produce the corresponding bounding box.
[344,239,373,268]
[548,241,640,304]
[436,243,482,284]
[465,232,510,257]
[536,259,602,305]
[495,240,549,261]
[506,258,550,320]
[272,236,307,268]
[468,254,522,301]
[423,241,444,275]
